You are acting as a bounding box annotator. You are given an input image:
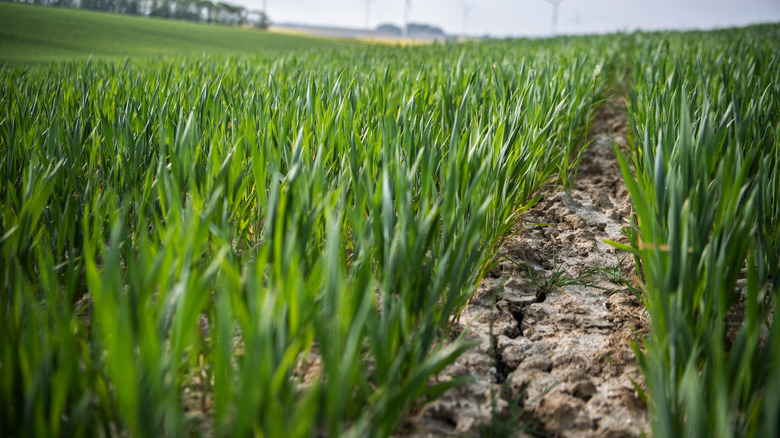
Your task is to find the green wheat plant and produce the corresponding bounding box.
[0,38,611,436]
[614,26,780,437]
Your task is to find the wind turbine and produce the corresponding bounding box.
[363,0,377,29]
[262,0,268,14]
[402,0,411,39]
[459,1,476,36]
[542,0,564,36]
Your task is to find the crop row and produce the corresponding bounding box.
[0,42,614,436]
[618,25,780,437]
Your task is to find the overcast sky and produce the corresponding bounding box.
[235,0,780,37]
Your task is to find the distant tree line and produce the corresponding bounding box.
[376,23,444,37]
[8,0,269,28]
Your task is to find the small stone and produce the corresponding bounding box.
[520,355,552,372]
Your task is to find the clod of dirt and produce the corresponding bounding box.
[537,392,586,431]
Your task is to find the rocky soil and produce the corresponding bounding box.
[405,97,650,437]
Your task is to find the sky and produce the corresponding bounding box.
[234,0,780,37]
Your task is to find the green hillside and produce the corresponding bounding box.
[0,3,350,64]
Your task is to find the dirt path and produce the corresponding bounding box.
[406,97,650,437]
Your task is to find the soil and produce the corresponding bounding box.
[403,96,651,437]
